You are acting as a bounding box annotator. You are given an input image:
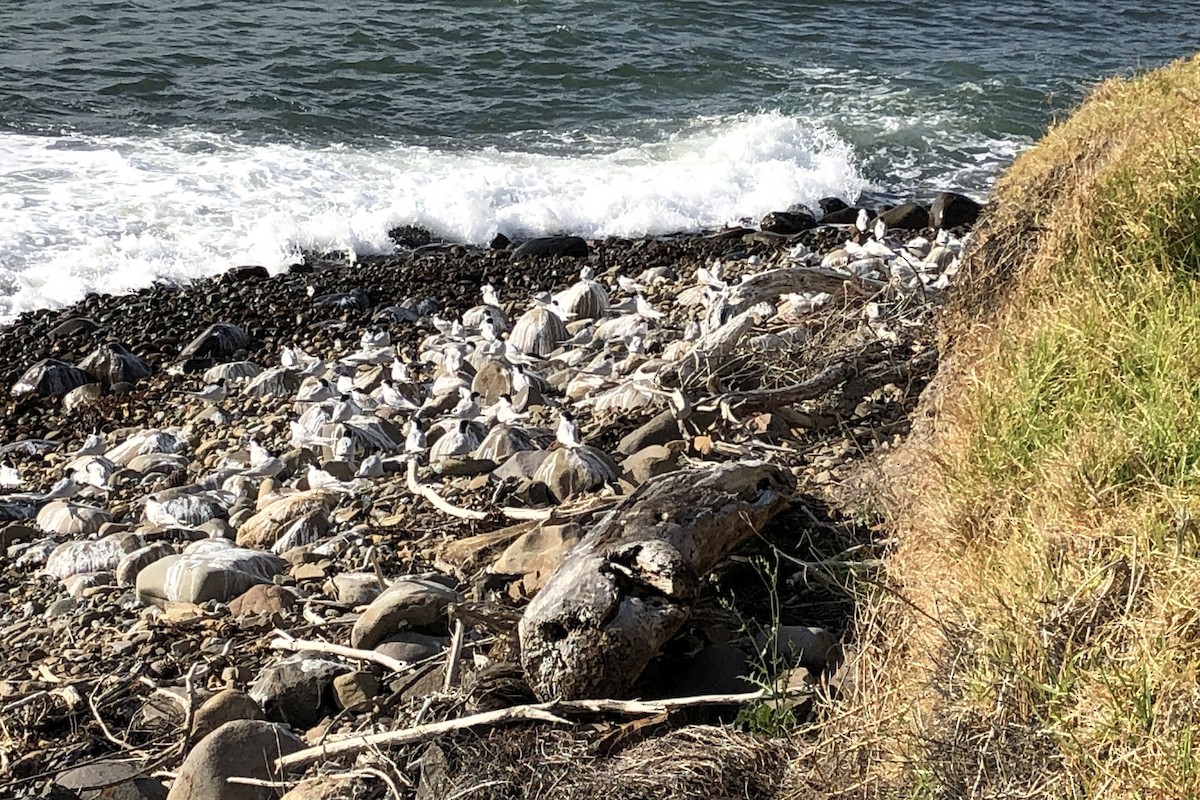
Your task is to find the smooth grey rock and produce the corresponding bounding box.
[166,719,304,800]
[117,542,176,588]
[350,578,462,650]
[136,539,286,606]
[328,572,381,606]
[190,689,265,743]
[375,632,446,664]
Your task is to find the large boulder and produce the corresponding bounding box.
[876,202,930,230]
[929,191,982,229]
[166,720,304,800]
[511,236,589,259]
[136,539,286,606]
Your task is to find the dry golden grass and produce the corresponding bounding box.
[803,53,1200,799]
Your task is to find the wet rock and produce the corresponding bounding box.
[248,655,344,729]
[511,236,589,260]
[760,210,817,235]
[177,323,249,365]
[136,539,286,606]
[817,196,850,217]
[929,190,982,229]
[219,265,270,283]
[332,671,379,711]
[12,358,94,397]
[227,584,297,617]
[78,341,152,388]
[166,719,304,800]
[350,577,463,650]
[819,206,872,226]
[876,202,929,230]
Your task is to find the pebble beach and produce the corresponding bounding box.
[0,195,970,798]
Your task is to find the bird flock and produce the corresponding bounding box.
[0,219,964,598]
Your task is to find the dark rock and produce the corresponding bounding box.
[819,206,872,226]
[177,323,249,364]
[56,758,166,799]
[876,202,930,230]
[227,584,297,617]
[388,225,435,248]
[11,358,93,397]
[78,341,152,388]
[48,316,102,339]
[511,236,589,260]
[375,632,446,664]
[247,655,344,729]
[332,671,379,710]
[817,197,850,216]
[489,232,512,250]
[220,266,270,284]
[166,719,304,800]
[759,210,817,235]
[929,191,982,229]
[663,644,755,697]
[621,442,685,484]
[350,578,463,649]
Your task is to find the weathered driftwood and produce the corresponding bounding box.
[709,345,938,419]
[274,688,806,771]
[518,462,795,700]
[724,267,858,309]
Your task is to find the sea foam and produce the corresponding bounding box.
[0,111,865,323]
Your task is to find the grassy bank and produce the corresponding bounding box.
[816,54,1200,797]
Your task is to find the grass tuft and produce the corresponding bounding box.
[804,53,1200,798]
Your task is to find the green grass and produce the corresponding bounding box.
[811,54,1200,799]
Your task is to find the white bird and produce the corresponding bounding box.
[183,379,227,405]
[488,394,530,425]
[361,327,390,349]
[73,432,107,457]
[296,377,334,404]
[405,420,427,454]
[446,389,481,421]
[391,358,412,385]
[556,413,582,448]
[616,275,645,295]
[481,283,502,308]
[42,470,79,501]
[855,208,871,233]
[0,459,22,490]
[635,294,664,321]
[356,454,384,479]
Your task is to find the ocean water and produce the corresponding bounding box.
[1,1,1197,322]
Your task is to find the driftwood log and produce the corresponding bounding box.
[518,462,795,700]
